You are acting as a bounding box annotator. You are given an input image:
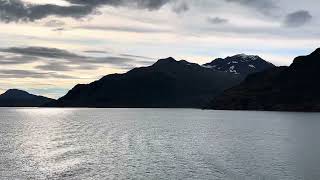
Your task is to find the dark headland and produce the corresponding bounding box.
[0,89,54,107]
[208,48,320,112]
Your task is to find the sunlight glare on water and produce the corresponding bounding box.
[1,108,320,180]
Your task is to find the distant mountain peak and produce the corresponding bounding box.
[0,89,55,107]
[152,57,177,66]
[5,89,28,93]
[155,57,176,62]
[203,54,275,76]
[2,89,31,97]
[166,57,176,60]
[232,54,260,61]
[292,48,320,65]
[310,48,320,56]
[152,57,198,69]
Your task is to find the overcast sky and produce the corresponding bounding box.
[0,0,319,98]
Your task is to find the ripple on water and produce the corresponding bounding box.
[1,108,320,180]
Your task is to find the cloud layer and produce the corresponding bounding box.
[0,46,153,75]
[0,0,173,22]
[225,0,277,15]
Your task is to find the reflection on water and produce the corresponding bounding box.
[0,108,320,179]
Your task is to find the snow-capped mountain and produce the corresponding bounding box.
[203,54,275,76]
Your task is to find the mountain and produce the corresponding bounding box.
[203,54,275,76]
[0,89,55,107]
[49,57,243,108]
[208,48,320,111]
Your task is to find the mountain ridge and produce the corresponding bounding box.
[1,54,278,108]
[0,89,55,107]
[208,48,320,111]
[48,57,244,108]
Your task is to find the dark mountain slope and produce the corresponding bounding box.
[203,54,275,76]
[0,89,55,107]
[50,57,243,108]
[208,48,320,111]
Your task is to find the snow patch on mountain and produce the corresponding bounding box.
[203,54,275,76]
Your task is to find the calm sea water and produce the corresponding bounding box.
[0,108,320,180]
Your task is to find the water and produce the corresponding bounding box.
[0,108,320,180]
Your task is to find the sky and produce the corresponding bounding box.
[0,0,319,98]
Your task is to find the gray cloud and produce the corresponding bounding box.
[284,10,312,28]
[172,1,189,14]
[225,0,277,15]
[0,69,76,79]
[75,25,171,33]
[67,0,172,10]
[84,50,109,54]
[0,46,153,72]
[207,17,229,24]
[0,54,38,64]
[35,63,100,72]
[120,54,153,60]
[36,62,78,72]
[0,0,174,22]
[0,0,93,22]
[197,22,320,40]
[0,46,85,59]
[225,0,276,9]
